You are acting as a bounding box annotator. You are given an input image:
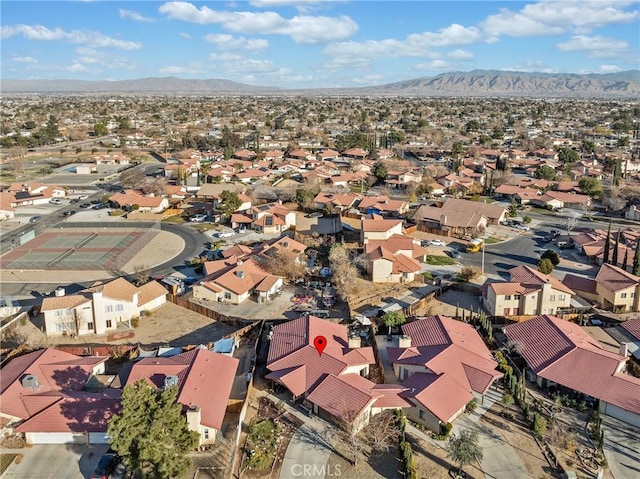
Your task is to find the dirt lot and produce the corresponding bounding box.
[17,301,238,348]
[407,430,483,479]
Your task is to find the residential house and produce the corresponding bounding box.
[365,234,427,283]
[415,198,506,237]
[108,190,169,213]
[342,147,368,160]
[6,183,66,206]
[196,183,246,201]
[384,170,423,190]
[0,348,114,444]
[250,202,296,234]
[593,263,640,312]
[193,257,283,304]
[358,196,409,216]
[483,265,574,317]
[387,316,502,432]
[504,315,640,427]
[40,278,167,337]
[0,192,16,220]
[266,316,410,432]
[313,192,361,212]
[123,348,239,444]
[545,190,591,209]
[232,167,271,184]
[361,215,404,243]
[625,205,640,221]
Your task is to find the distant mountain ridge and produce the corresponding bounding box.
[2,70,639,97]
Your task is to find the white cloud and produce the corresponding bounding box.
[203,33,269,50]
[179,32,191,39]
[158,1,358,43]
[481,1,638,37]
[12,56,38,64]
[502,59,558,73]
[119,9,154,22]
[159,62,206,74]
[66,62,89,73]
[1,24,141,50]
[73,46,137,70]
[224,59,278,74]
[415,60,449,71]
[448,49,474,60]
[580,64,623,74]
[249,0,326,7]
[323,23,481,69]
[209,52,244,61]
[557,35,629,57]
[350,74,384,85]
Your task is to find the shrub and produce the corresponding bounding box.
[131,317,139,328]
[422,271,434,281]
[533,413,548,439]
[458,266,482,281]
[465,399,478,414]
[538,258,554,274]
[523,216,532,224]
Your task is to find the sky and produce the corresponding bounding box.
[1,0,639,88]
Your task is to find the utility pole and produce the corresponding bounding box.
[482,240,485,276]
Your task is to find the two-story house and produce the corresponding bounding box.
[484,265,574,317]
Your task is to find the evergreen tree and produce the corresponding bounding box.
[447,429,483,476]
[633,238,640,276]
[603,222,612,265]
[613,228,621,266]
[508,197,518,217]
[623,248,629,271]
[108,380,199,478]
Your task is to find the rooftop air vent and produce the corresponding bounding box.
[164,375,179,389]
[21,374,39,390]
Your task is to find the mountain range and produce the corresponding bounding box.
[2,70,639,98]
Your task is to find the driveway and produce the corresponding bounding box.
[2,443,109,479]
[280,420,336,479]
[602,415,640,479]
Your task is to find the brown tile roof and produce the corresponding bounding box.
[306,374,375,422]
[401,372,473,423]
[504,315,640,415]
[83,277,140,302]
[621,318,640,341]
[508,265,574,295]
[562,274,597,295]
[595,263,640,292]
[203,258,282,296]
[137,281,167,307]
[361,218,403,232]
[41,294,91,312]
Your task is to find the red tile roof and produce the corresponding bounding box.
[595,263,640,292]
[508,265,574,295]
[621,318,640,341]
[504,315,640,415]
[126,348,239,430]
[266,316,375,397]
[562,274,597,295]
[0,348,107,420]
[401,373,473,423]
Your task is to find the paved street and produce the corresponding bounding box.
[280,421,337,479]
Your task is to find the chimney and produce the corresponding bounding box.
[186,405,201,432]
[440,214,447,226]
[348,335,361,349]
[54,288,65,297]
[236,271,245,279]
[398,335,412,348]
[619,342,629,357]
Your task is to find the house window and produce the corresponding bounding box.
[419,410,427,420]
[105,305,113,313]
[558,294,565,301]
[621,293,628,298]
[106,320,113,328]
[204,429,209,440]
[632,293,636,298]
[87,322,94,330]
[514,294,521,300]
[55,310,62,317]
[55,323,64,332]
[505,295,511,300]
[115,304,124,312]
[224,292,232,300]
[66,309,72,315]
[549,295,556,302]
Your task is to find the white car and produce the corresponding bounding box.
[216,231,236,238]
[190,214,207,222]
[78,194,89,200]
[49,198,63,205]
[429,239,446,246]
[516,224,530,231]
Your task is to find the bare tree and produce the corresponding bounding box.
[363,410,400,454]
[328,244,359,300]
[257,250,306,282]
[133,264,149,286]
[120,167,146,189]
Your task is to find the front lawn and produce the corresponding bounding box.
[425,255,456,265]
[483,237,500,245]
[530,207,557,215]
[0,455,17,474]
[161,215,186,224]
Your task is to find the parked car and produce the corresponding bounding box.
[29,216,41,223]
[420,240,430,247]
[109,462,127,479]
[429,239,446,246]
[92,203,107,210]
[215,231,236,238]
[69,198,80,204]
[190,214,207,222]
[550,229,560,237]
[78,194,89,200]
[90,453,118,479]
[49,198,63,205]
[62,210,77,217]
[450,249,461,259]
[237,226,247,233]
[79,203,91,208]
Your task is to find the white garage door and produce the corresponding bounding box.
[602,403,640,428]
[88,432,111,444]
[27,432,82,444]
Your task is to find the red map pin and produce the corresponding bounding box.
[313,336,327,356]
